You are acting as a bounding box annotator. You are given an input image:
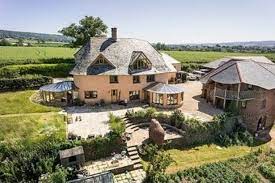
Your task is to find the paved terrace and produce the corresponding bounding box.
[66,81,222,138]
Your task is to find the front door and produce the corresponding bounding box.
[111,89,118,103]
[144,91,150,104]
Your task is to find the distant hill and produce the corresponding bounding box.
[0,30,74,43]
[218,41,275,47]
[173,41,275,48]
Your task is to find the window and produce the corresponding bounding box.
[147,75,155,82]
[241,101,247,108]
[110,75,118,83]
[167,94,178,105]
[133,76,140,83]
[129,91,140,100]
[94,56,108,65]
[84,91,97,99]
[153,93,163,105]
[132,59,149,70]
[181,93,184,101]
[261,99,266,109]
[68,156,77,163]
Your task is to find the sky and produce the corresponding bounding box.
[0,0,274,44]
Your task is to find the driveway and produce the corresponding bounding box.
[179,81,223,121]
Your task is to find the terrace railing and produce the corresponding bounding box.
[215,88,263,100]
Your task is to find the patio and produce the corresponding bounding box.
[67,104,143,138]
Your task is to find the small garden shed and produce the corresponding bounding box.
[59,146,85,167]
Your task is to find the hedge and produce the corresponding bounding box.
[0,75,52,91]
[0,63,75,78]
[0,58,74,67]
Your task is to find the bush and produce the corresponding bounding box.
[0,75,52,91]
[259,163,275,182]
[0,63,74,78]
[170,110,185,128]
[0,136,73,182]
[108,113,125,137]
[243,174,260,183]
[79,133,124,161]
[0,58,74,67]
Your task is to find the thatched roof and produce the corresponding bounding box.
[201,58,275,90]
[70,37,176,75]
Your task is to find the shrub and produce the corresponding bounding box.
[0,75,52,91]
[170,110,185,127]
[145,146,174,183]
[243,174,260,183]
[79,133,124,161]
[0,63,74,78]
[0,58,74,67]
[259,163,275,182]
[145,107,157,118]
[108,113,125,137]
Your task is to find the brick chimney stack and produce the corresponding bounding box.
[111,27,117,41]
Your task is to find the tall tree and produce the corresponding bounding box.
[59,16,108,47]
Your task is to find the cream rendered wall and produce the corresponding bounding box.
[74,72,176,104]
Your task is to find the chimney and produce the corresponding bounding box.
[111,27,117,41]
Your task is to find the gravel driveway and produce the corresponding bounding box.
[179,81,223,121]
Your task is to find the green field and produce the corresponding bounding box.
[166,144,257,174]
[164,51,275,64]
[0,113,65,142]
[0,90,60,115]
[0,46,76,61]
[0,90,63,142]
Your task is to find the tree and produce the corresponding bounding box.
[16,38,24,46]
[0,39,12,46]
[59,16,108,47]
[145,145,174,182]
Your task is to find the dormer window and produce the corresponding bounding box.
[132,58,150,70]
[94,56,108,65]
[129,51,152,73]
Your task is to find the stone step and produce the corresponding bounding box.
[132,127,139,132]
[132,158,141,164]
[128,150,138,156]
[126,123,133,128]
[133,163,143,170]
[127,146,137,152]
[129,125,138,129]
[130,154,140,160]
[127,144,137,148]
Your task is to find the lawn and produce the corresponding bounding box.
[165,144,261,174]
[0,112,66,142]
[164,51,275,64]
[0,46,76,61]
[0,90,60,115]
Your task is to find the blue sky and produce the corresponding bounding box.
[0,0,274,44]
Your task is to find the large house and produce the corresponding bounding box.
[201,56,275,140]
[70,28,184,108]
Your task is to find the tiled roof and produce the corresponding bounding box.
[203,56,273,69]
[145,83,185,94]
[71,37,176,75]
[201,58,275,90]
